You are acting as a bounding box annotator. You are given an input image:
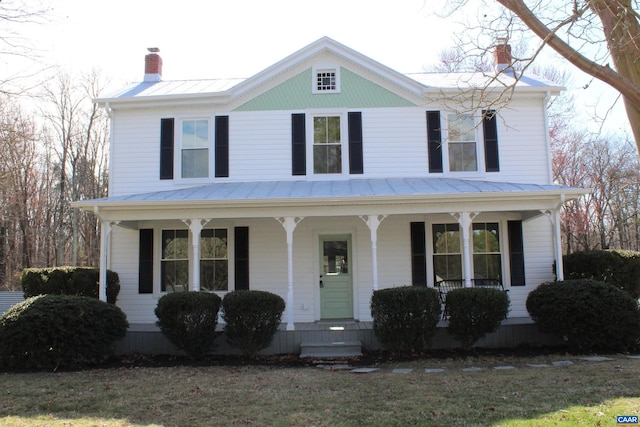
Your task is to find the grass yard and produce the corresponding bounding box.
[0,353,639,426]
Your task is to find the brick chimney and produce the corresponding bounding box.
[144,48,162,82]
[493,38,512,71]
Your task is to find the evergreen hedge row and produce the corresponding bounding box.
[21,267,120,304]
[526,279,640,352]
[0,295,128,369]
[563,249,640,299]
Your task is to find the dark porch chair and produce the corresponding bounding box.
[435,278,504,320]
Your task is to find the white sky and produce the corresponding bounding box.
[4,0,632,137]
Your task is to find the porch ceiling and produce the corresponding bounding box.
[72,177,588,223]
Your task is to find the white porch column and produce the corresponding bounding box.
[451,212,478,287]
[541,207,565,281]
[98,219,118,302]
[359,214,387,291]
[182,219,210,292]
[276,216,304,331]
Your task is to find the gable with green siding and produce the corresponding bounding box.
[234,67,416,111]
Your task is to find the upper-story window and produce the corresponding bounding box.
[447,113,478,172]
[313,115,342,174]
[313,66,340,93]
[427,110,499,174]
[181,119,209,178]
[317,70,336,91]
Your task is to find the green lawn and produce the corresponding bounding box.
[1,354,638,426]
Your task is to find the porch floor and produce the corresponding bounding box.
[294,321,374,331]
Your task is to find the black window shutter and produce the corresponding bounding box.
[410,222,427,286]
[160,118,174,180]
[426,111,443,173]
[291,113,306,176]
[139,229,154,294]
[215,115,229,178]
[482,110,500,172]
[234,227,250,290]
[508,220,525,286]
[348,112,364,174]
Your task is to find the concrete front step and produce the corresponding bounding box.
[300,340,362,358]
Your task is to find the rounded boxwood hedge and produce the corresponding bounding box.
[370,286,441,353]
[526,279,640,352]
[222,290,285,358]
[445,287,510,351]
[563,250,640,299]
[155,291,222,359]
[0,294,128,369]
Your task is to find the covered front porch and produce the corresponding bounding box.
[72,177,586,331]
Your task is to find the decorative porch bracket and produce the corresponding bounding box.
[182,219,211,292]
[450,211,479,287]
[275,216,304,331]
[98,219,120,302]
[540,207,564,281]
[359,214,388,291]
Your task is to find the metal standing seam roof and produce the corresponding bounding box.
[82,178,586,206]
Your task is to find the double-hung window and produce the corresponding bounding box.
[181,119,209,178]
[161,230,189,292]
[313,115,342,174]
[447,114,477,172]
[472,222,502,280]
[200,228,229,291]
[432,223,462,281]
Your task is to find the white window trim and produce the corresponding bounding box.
[175,116,213,183]
[312,65,341,94]
[306,112,350,180]
[427,219,509,285]
[153,224,235,296]
[443,111,486,176]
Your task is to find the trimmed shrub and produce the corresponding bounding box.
[222,290,285,358]
[155,291,222,359]
[371,286,441,353]
[0,294,128,369]
[446,287,510,350]
[526,279,640,352]
[563,250,640,299]
[21,267,121,304]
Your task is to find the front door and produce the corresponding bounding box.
[319,235,353,319]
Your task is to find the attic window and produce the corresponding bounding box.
[313,67,340,93]
[317,70,335,91]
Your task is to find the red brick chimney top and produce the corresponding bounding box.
[494,38,512,71]
[144,48,162,82]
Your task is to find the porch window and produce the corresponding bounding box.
[181,119,209,178]
[432,223,462,281]
[313,116,342,174]
[447,113,477,172]
[472,222,502,280]
[200,228,229,291]
[161,230,189,292]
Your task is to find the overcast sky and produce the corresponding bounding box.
[4,0,631,136]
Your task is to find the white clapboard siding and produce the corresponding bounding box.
[109,99,553,195]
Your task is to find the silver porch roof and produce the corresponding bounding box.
[78,177,587,207]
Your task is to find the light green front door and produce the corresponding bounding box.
[320,235,353,319]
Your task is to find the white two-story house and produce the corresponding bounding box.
[74,37,585,353]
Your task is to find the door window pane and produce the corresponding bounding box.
[323,240,348,275]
